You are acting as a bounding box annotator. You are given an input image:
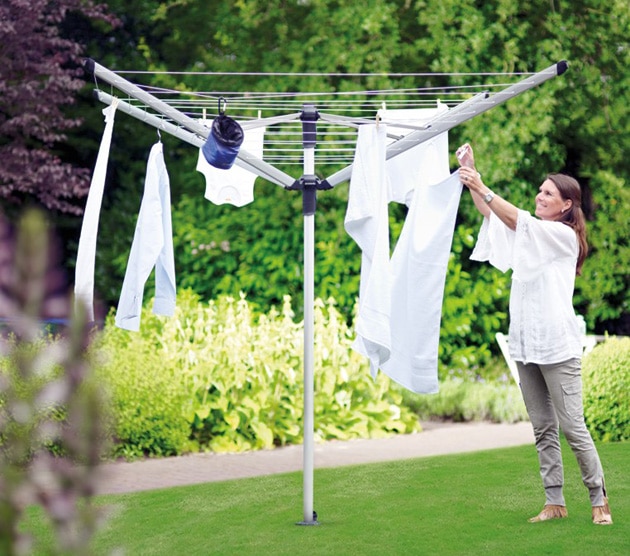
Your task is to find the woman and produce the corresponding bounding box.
[457,143,612,525]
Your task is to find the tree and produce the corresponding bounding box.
[0,0,117,215]
[408,0,629,334]
[68,0,628,348]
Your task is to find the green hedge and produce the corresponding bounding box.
[582,336,630,442]
[92,331,193,459]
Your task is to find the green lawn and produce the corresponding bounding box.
[25,441,629,555]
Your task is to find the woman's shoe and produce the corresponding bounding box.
[528,504,568,523]
[592,498,613,525]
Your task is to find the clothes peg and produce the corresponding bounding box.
[218,96,227,115]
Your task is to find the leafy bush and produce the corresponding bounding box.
[439,225,510,377]
[582,336,630,442]
[94,290,420,458]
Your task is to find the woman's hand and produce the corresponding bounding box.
[457,149,519,230]
[457,143,483,195]
[459,166,484,195]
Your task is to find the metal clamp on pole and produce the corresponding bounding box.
[301,104,318,148]
[299,175,319,217]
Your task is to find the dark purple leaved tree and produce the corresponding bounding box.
[0,0,117,215]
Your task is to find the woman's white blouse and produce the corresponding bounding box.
[471,210,583,364]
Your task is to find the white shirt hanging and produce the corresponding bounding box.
[378,104,450,205]
[381,172,463,393]
[344,124,392,376]
[115,142,176,331]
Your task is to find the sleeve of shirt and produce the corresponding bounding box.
[470,212,515,273]
[115,145,166,331]
[470,209,577,281]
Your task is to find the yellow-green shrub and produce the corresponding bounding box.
[94,290,420,458]
[582,336,630,442]
[397,376,527,424]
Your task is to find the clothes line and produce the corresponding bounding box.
[94,90,300,184]
[87,59,568,186]
[324,61,568,187]
[86,59,298,189]
[84,58,568,527]
[133,84,510,112]
[114,69,539,76]
[95,90,359,168]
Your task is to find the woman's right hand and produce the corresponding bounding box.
[456,143,475,169]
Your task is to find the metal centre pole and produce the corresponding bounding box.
[298,105,319,526]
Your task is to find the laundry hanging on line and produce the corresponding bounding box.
[74,98,119,322]
[115,141,176,331]
[345,119,461,394]
[377,103,451,206]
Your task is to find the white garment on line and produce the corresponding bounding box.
[74,98,119,321]
[378,104,450,205]
[196,122,265,207]
[344,124,392,376]
[345,122,462,393]
[381,172,463,393]
[115,142,176,331]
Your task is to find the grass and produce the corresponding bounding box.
[25,440,629,555]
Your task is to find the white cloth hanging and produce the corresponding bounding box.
[344,124,392,377]
[379,104,450,205]
[196,122,265,207]
[115,142,176,331]
[345,122,462,393]
[74,98,119,321]
[381,172,463,393]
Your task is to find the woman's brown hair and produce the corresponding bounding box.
[547,173,588,275]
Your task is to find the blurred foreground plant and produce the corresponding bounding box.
[0,209,110,556]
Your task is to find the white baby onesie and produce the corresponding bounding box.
[115,142,176,331]
[196,122,265,207]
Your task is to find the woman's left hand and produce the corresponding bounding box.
[459,167,483,194]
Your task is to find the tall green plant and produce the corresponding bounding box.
[92,328,193,459]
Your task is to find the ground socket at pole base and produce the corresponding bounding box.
[296,511,319,526]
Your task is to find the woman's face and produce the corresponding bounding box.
[535,179,571,221]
